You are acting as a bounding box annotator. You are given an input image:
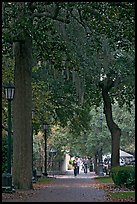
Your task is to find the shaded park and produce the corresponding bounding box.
[2,2,135,202]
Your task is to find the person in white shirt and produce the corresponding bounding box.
[76,157,81,174]
[83,157,89,173]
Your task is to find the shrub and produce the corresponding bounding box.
[111,166,135,189]
[68,160,73,170]
[69,160,73,165]
[68,164,73,170]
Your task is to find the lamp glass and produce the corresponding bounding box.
[4,81,15,100]
[43,123,48,130]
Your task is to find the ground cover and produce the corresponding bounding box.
[2,177,56,202]
[94,176,135,202]
[2,175,135,202]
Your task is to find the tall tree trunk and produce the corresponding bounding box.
[99,78,121,167]
[13,38,33,189]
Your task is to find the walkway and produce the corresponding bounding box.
[24,170,107,202]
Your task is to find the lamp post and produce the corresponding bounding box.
[4,81,15,174]
[49,149,57,177]
[43,123,48,177]
[2,81,15,193]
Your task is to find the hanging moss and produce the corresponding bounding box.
[72,68,76,83]
[66,67,69,80]
[80,78,85,105]
[75,71,79,98]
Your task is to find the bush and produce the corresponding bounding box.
[111,166,135,189]
[68,160,73,170]
[68,164,73,170]
[69,160,73,165]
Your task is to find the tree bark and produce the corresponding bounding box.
[99,78,121,167]
[12,38,33,189]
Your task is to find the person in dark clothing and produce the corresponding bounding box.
[76,157,80,174]
[73,159,78,176]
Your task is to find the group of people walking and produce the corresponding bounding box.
[72,157,89,176]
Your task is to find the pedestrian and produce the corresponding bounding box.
[76,157,80,174]
[73,159,78,176]
[83,157,89,173]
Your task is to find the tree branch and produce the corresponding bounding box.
[71,9,91,36]
[99,77,114,92]
[53,2,60,19]
[31,3,70,24]
[31,11,70,23]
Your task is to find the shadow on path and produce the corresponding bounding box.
[25,170,107,202]
[3,170,108,202]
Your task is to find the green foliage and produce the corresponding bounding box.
[95,176,114,184]
[69,159,73,165]
[109,191,135,199]
[32,132,46,169]
[37,177,55,183]
[3,2,135,131]
[2,2,135,168]
[86,105,111,156]
[112,102,135,152]
[111,166,135,189]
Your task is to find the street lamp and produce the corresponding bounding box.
[49,149,57,177]
[4,81,15,174]
[43,123,48,176]
[2,81,15,193]
[49,149,57,157]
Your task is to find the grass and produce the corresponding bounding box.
[95,176,135,201]
[33,177,56,189]
[37,177,56,183]
[109,191,135,199]
[95,176,114,183]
